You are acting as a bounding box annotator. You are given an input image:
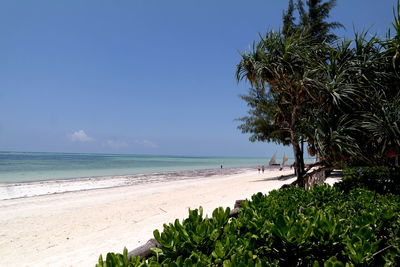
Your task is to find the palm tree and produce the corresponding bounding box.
[307,26,400,168]
[282,0,343,42]
[296,0,343,43]
[360,96,400,165]
[237,32,322,186]
[236,0,400,187]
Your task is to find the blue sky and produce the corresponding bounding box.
[0,0,396,157]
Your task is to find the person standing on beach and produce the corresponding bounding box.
[262,165,265,173]
[258,166,261,173]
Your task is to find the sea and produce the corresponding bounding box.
[0,151,299,183]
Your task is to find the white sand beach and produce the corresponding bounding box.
[0,168,339,267]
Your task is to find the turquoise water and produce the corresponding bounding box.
[0,151,307,183]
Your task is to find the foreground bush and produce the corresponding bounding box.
[97,185,400,266]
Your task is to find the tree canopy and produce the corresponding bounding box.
[237,0,400,187]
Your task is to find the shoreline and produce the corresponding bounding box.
[0,166,289,201]
[0,166,257,185]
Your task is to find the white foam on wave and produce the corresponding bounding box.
[0,167,257,200]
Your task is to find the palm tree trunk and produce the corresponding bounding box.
[290,106,305,187]
[292,141,305,187]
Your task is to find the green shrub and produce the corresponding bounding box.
[336,166,400,194]
[97,185,400,266]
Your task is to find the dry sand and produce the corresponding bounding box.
[0,169,339,267]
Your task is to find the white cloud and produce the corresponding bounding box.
[135,139,158,148]
[105,139,129,149]
[69,130,94,142]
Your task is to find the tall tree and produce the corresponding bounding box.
[237,87,291,145]
[237,0,342,187]
[237,33,323,186]
[282,0,343,42]
[282,0,296,37]
[298,0,343,43]
[304,25,400,168]
[238,0,400,189]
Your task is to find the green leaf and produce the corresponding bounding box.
[210,229,220,241]
[214,241,225,258]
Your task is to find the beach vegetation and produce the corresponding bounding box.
[96,184,400,266]
[236,0,343,186]
[236,0,400,187]
[336,166,400,195]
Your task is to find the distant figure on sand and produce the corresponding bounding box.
[261,165,265,173]
[221,165,223,169]
[257,166,261,173]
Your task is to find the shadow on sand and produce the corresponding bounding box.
[252,170,343,183]
[252,172,296,183]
